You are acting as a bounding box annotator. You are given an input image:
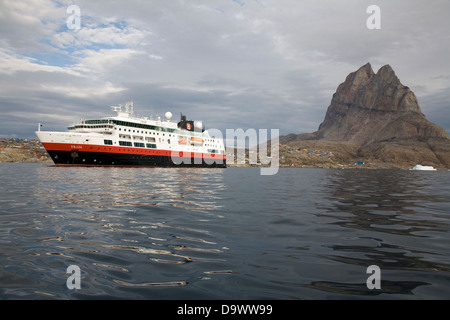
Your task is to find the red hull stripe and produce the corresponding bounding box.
[42,142,226,160]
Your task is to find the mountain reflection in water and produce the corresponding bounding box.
[0,164,449,299]
[312,169,449,296]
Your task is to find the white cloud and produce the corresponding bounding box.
[0,49,81,76]
[0,0,64,51]
[39,82,125,99]
[72,48,141,75]
[0,0,449,138]
[51,24,148,49]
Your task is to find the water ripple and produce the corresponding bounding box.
[1,164,449,299]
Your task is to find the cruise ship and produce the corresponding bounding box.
[35,102,226,167]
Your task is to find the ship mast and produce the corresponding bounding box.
[111,101,134,118]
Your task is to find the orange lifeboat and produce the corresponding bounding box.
[178,137,188,144]
[190,137,204,145]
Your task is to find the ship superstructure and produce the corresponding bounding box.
[35,102,226,167]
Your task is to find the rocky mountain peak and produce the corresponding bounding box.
[316,63,440,144]
[280,63,450,169]
[355,62,375,82]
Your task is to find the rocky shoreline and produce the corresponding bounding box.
[226,143,439,170]
[0,138,52,163]
[1,138,445,170]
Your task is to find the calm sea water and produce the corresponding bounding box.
[0,163,449,300]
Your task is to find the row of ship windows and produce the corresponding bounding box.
[70,125,173,135]
[68,125,113,130]
[116,128,219,144]
[105,140,156,148]
[112,120,176,132]
[73,124,218,142]
[122,142,157,149]
[81,119,176,133]
[114,135,219,148]
[118,127,173,137]
[104,139,220,153]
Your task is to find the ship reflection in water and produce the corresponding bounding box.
[30,166,229,297]
[35,166,225,212]
[2,164,449,299]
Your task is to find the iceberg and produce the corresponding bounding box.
[410,164,437,171]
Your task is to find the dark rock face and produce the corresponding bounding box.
[281,63,450,168]
[316,63,448,144]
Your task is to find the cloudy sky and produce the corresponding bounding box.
[1,0,449,142]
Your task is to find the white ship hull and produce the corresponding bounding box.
[35,102,226,168]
